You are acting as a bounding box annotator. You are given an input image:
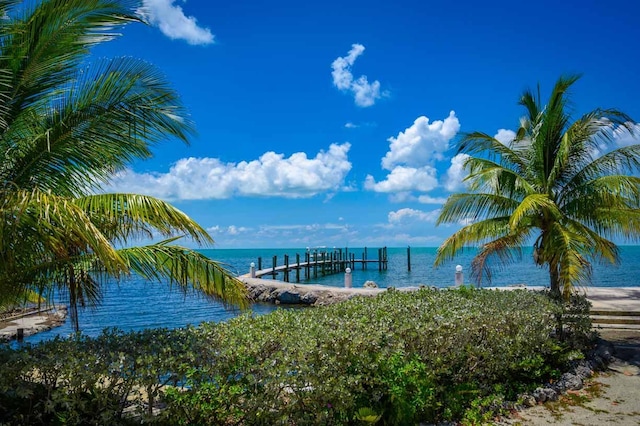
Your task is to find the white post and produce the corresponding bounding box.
[455,265,463,287]
[250,262,256,278]
[345,267,352,288]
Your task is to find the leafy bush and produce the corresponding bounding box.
[0,288,592,425]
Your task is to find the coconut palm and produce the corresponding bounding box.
[435,75,640,299]
[0,0,247,330]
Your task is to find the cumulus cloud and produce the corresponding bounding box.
[443,153,470,192]
[613,123,640,147]
[364,166,438,193]
[388,208,440,224]
[494,128,516,145]
[417,194,448,204]
[331,44,383,107]
[381,111,460,170]
[139,0,214,45]
[365,112,461,196]
[104,143,352,200]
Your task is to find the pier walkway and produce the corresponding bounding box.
[251,247,389,282]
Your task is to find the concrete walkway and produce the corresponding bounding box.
[487,286,640,312]
[578,287,640,312]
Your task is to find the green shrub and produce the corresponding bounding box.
[0,288,593,425]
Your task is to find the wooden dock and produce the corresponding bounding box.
[252,247,388,283]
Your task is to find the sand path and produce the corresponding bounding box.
[505,329,640,426]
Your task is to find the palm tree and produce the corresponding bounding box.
[0,0,247,330]
[435,75,640,299]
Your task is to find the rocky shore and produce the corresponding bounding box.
[240,276,392,306]
[0,305,67,342]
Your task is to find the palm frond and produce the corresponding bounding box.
[2,0,140,114]
[458,131,528,173]
[471,228,533,287]
[562,144,640,198]
[464,156,535,196]
[508,194,560,231]
[434,217,511,267]
[0,189,127,275]
[437,193,520,225]
[118,242,248,308]
[74,193,214,245]
[3,56,194,195]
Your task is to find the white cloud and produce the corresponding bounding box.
[331,44,383,107]
[381,111,460,170]
[443,153,470,192]
[417,194,448,204]
[365,112,461,196]
[494,129,516,144]
[250,223,357,247]
[139,0,214,45]
[613,123,640,147]
[364,166,438,193]
[207,225,252,236]
[388,208,440,224]
[105,143,352,200]
[344,122,359,128]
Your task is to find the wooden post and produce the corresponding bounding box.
[258,257,262,271]
[296,253,301,282]
[378,248,382,271]
[407,246,411,271]
[384,247,388,270]
[364,247,368,270]
[272,255,277,279]
[284,254,289,282]
[313,250,318,278]
[305,252,310,280]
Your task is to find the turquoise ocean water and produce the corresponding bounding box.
[19,246,640,345]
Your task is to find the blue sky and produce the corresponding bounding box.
[97,0,640,248]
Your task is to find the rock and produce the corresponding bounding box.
[532,387,547,403]
[257,289,276,303]
[543,388,558,402]
[520,394,537,407]
[275,289,302,304]
[593,339,615,363]
[533,387,558,403]
[363,280,378,288]
[300,292,318,304]
[573,362,593,380]
[248,284,268,300]
[555,373,583,392]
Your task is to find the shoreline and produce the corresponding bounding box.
[241,275,640,312]
[0,305,68,342]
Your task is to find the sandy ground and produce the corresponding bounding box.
[504,329,640,426]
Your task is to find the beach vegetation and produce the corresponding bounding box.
[0,288,592,424]
[435,75,640,298]
[0,0,247,330]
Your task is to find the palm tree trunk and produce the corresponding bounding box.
[68,265,80,333]
[548,261,561,301]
